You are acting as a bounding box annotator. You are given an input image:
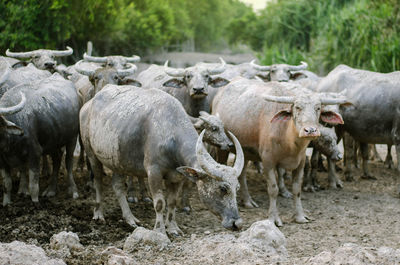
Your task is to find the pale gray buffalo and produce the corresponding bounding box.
[136,58,229,117]
[317,64,400,180]
[0,73,80,205]
[0,61,51,97]
[6,47,73,72]
[212,78,346,226]
[79,84,244,235]
[250,61,308,82]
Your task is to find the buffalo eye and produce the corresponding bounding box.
[212,126,218,131]
[220,185,228,195]
[186,74,192,79]
[108,62,114,67]
[295,106,301,111]
[113,75,119,80]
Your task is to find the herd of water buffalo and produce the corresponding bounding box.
[0,44,399,238]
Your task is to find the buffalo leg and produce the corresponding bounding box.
[78,136,85,172]
[28,157,41,203]
[239,160,259,208]
[138,175,152,203]
[147,165,166,234]
[17,166,29,196]
[310,149,320,190]
[360,142,375,180]
[328,158,343,189]
[266,167,282,226]
[2,168,12,206]
[180,180,193,212]
[42,150,62,197]
[292,158,309,224]
[384,144,394,169]
[112,173,139,227]
[370,144,383,162]
[41,155,51,177]
[66,138,79,199]
[396,144,400,173]
[165,174,184,236]
[344,133,355,181]
[88,156,105,222]
[277,167,292,198]
[127,176,138,203]
[303,156,312,192]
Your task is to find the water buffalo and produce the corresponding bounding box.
[250,61,308,82]
[0,61,51,97]
[83,52,140,70]
[212,78,346,226]
[80,84,244,234]
[0,73,80,205]
[136,58,229,117]
[317,64,400,180]
[6,47,73,72]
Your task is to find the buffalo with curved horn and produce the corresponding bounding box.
[250,60,308,82]
[6,47,73,71]
[80,83,244,234]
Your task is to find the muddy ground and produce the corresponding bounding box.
[0,145,399,264]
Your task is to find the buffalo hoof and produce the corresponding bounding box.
[344,172,354,182]
[303,184,316,193]
[93,209,105,222]
[361,174,377,180]
[167,224,183,237]
[143,197,153,204]
[279,189,293,198]
[127,196,139,204]
[268,215,283,227]
[329,179,343,189]
[384,160,394,169]
[42,187,56,198]
[294,214,310,224]
[17,187,30,197]
[182,206,191,214]
[243,198,259,208]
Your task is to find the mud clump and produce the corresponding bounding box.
[0,241,66,265]
[123,227,171,253]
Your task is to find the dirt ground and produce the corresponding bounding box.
[0,145,399,264]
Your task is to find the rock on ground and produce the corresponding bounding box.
[304,243,400,265]
[123,227,171,253]
[179,219,287,264]
[102,246,135,265]
[0,241,66,265]
[50,231,83,251]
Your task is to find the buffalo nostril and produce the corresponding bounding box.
[45,62,55,68]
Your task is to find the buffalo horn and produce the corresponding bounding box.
[196,130,224,181]
[51,46,73,57]
[0,92,26,115]
[74,60,96,76]
[117,63,137,77]
[6,49,36,58]
[262,94,295,104]
[288,61,308,71]
[207,57,226,75]
[229,131,245,178]
[250,60,271,71]
[125,55,141,63]
[83,53,107,63]
[164,61,185,77]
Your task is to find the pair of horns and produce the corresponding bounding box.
[196,129,244,180]
[74,60,137,77]
[83,53,140,63]
[164,57,226,77]
[251,60,308,72]
[6,47,73,58]
[262,93,348,105]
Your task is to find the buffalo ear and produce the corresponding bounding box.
[163,78,185,89]
[12,61,28,69]
[270,110,292,123]
[291,72,307,80]
[209,77,229,88]
[176,166,206,183]
[120,77,142,87]
[0,117,24,136]
[320,111,344,125]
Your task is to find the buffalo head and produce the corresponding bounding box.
[177,130,244,231]
[263,85,346,139]
[251,61,308,82]
[163,58,230,99]
[75,60,141,92]
[6,47,73,71]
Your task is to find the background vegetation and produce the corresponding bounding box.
[1,0,399,73]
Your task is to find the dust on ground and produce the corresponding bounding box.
[0,145,399,264]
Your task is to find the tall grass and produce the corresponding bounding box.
[255,0,400,74]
